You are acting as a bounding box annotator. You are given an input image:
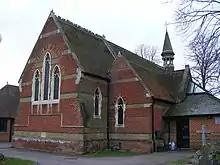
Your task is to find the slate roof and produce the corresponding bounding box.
[161,30,175,57]
[57,17,115,78]
[128,62,189,103]
[0,84,20,118]
[164,93,220,117]
[54,13,190,103]
[107,42,165,73]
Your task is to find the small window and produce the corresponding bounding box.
[43,53,51,100]
[0,119,7,132]
[215,117,220,124]
[34,70,40,101]
[53,66,60,100]
[94,87,102,118]
[116,97,125,127]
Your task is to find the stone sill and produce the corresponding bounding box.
[93,115,101,119]
[115,124,125,128]
[0,132,7,134]
[30,113,61,116]
[32,99,59,105]
[196,130,211,134]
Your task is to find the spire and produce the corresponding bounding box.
[161,29,175,72]
[161,30,174,56]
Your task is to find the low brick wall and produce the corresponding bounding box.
[109,140,153,153]
[12,137,84,154]
[84,140,107,153]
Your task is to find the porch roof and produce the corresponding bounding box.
[164,93,220,117]
[0,84,20,118]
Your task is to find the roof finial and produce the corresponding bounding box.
[118,51,122,57]
[6,81,8,85]
[164,21,168,31]
[49,9,55,18]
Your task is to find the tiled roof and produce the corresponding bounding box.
[55,14,189,102]
[57,17,114,78]
[0,84,20,118]
[164,93,220,117]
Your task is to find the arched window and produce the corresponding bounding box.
[33,70,40,101]
[43,53,51,100]
[53,66,60,100]
[94,87,102,118]
[116,97,125,126]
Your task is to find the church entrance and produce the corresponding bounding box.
[176,118,190,148]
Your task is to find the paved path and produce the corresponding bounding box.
[0,148,194,165]
[0,143,194,165]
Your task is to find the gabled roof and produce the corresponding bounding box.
[164,93,220,117]
[52,12,191,102]
[56,16,166,78]
[57,17,115,78]
[0,84,20,118]
[128,62,190,103]
[18,11,191,103]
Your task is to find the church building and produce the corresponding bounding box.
[12,10,220,153]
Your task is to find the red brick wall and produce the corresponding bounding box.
[190,116,220,149]
[0,119,11,142]
[109,56,153,153]
[13,18,83,152]
[14,17,84,151]
[109,56,152,132]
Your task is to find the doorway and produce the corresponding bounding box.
[176,118,190,148]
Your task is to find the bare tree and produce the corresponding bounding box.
[164,0,220,95]
[135,44,161,64]
[174,0,220,43]
[187,33,220,94]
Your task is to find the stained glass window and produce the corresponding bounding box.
[43,53,50,100]
[34,70,40,101]
[53,66,60,99]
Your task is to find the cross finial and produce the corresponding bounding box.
[164,21,168,31]
[118,51,122,56]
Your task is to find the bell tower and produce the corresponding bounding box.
[161,30,175,72]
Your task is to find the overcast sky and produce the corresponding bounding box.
[0,0,188,88]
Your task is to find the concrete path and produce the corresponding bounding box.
[0,143,194,165]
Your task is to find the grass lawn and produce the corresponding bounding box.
[84,150,141,157]
[0,158,33,165]
[216,154,220,161]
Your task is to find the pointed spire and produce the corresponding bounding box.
[161,29,175,72]
[161,30,174,56]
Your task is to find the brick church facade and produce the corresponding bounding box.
[12,11,220,153]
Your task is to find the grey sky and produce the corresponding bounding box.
[0,0,187,88]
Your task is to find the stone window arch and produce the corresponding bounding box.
[32,69,40,101]
[115,97,126,127]
[42,52,51,100]
[51,65,61,100]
